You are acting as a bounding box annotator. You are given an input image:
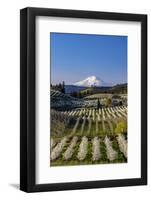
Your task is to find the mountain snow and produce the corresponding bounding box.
[73,76,111,87]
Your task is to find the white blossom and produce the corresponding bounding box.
[80,117,86,135]
[50,138,56,149]
[71,117,80,135]
[92,137,101,161]
[97,114,101,122]
[51,137,67,161]
[77,136,88,160]
[104,136,117,161]
[63,136,78,160]
[117,134,127,158]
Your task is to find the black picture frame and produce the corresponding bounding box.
[20,7,147,192]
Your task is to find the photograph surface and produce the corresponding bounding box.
[50,33,127,167]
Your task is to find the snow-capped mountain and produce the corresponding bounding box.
[73,76,111,87]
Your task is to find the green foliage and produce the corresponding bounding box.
[115,120,127,134]
[51,81,65,93]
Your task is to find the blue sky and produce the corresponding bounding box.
[50,33,127,85]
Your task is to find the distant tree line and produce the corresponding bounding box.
[70,85,127,99]
[51,81,65,93]
[70,89,93,98]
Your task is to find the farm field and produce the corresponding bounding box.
[50,106,127,166]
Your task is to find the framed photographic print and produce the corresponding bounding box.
[20,7,147,192]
